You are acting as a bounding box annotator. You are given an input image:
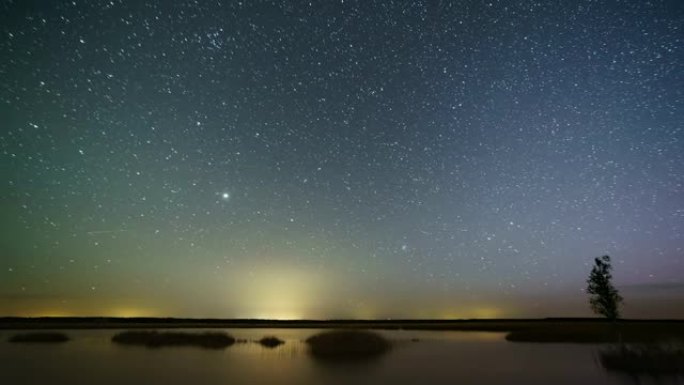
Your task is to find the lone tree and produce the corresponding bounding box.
[586,255,623,320]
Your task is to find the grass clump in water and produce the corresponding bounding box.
[112,330,235,349]
[258,336,284,348]
[599,344,684,377]
[8,332,70,343]
[306,330,391,360]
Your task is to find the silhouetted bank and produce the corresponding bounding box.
[505,322,684,343]
[258,336,284,348]
[306,330,391,360]
[111,331,235,349]
[600,344,684,376]
[3,317,684,344]
[8,332,70,343]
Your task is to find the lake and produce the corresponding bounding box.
[0,329,672,384]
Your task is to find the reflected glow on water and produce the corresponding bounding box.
[0,329,655,385]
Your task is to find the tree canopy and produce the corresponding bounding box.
[587,255,623,320]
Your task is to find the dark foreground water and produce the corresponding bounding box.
[0,329,678,385]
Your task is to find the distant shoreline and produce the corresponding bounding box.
[4,317,684,343]
[2,316,683,330]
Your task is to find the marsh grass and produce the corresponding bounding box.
[111,330,235,349]
[8,332,70,343]
[505,322,684,344]
[258,336,284,348]
[306,330,391,360]
[506,326,620,343]
[599,344,684,377]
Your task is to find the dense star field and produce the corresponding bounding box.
[1,1,682,319]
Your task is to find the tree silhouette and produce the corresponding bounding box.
[587,255,623,320]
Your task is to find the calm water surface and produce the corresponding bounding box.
[0,329,676,385]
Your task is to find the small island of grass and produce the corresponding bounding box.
[8,332,70,343]
[600,344,684,376]
[258,336,284,348]
[111,330,235,349]
[306,330,391,360]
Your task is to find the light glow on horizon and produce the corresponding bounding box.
[1,1,682,319]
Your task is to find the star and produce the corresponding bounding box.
[0,0,680,320]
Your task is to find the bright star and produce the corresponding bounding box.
[221,192,230,200]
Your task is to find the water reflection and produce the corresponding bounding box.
[111,330,235,349]
[8,332,70,343]
[0,329,641,385]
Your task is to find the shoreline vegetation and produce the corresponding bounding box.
[2,317,684,344]
[505,322,684,343]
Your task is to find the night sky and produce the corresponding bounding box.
[1,0,683,319]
